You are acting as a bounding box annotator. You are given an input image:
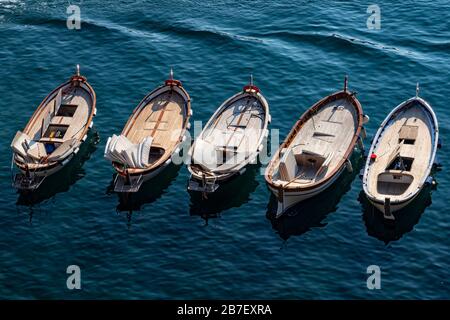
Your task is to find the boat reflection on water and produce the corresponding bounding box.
[267,151,363,241]
[360,183,434,244]
[189,165,259,224]
[109,163,180,224]
[16,130,99,208]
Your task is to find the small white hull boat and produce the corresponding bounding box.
[362,85,439,220]
[105,70,191,193]
[265,77,367,217]
[187,77,270,193]
[11,65,96,190]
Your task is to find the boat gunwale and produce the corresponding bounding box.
[112,81,192,176]
[264,89,364,193]
[362,96,439,205]
[187,88,270,179]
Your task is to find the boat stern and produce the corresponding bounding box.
[187,174,219,193]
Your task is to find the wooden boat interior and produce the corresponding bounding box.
[366,100,434,200]
[192,93,266,173]
[113,84,189,174]
[272,96,359,188]
[11,79,94,169]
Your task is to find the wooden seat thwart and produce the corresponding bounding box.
[399,124,418,141]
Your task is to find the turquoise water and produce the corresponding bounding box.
[0,0,449,299]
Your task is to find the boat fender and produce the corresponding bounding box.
[189,109,193,117]
[431,178,438,190]
[165,158,171,166]
[187,122,191,130]
[182,134,187,142]
[239,168,246,175]
[82,134,87,142]
[89,121,94,129]
[433,161,442,171]
[363,114,370,124]
[345,159,353,173]
[268,114,272,123]
[93,108,97,116]
[437,138,442,149]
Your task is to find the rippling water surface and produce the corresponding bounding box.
[0,0,449,299]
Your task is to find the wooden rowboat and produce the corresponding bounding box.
[105,70,191,192]
[265,77,368,217]
[362,85,439,220]
[187,76,270,193]
[11,65,96,190]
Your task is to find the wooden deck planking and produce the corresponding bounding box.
[26,85,92,142]
[282,98,357,186]
[203,95,265,155]
[125,90,186,169]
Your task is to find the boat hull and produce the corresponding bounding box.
[370,200,410,217]
[18,155,71,177]
[12,71,96,190]
[187,167,244,193]
[366,184,426,220]
[109,77,191,193]
[361,96,439,220]
[269,165,345,217]
[265,83,365,218]
[187,84,270,193]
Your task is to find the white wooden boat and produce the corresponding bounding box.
[105,70,191,192]
[11,65,96,190]
[265,77,367,217]
[362,85,439,220]
[187,76,270,193]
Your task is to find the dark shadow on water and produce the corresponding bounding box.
[189,164,260,224]
[107,163,181,225]
[16,130,99,211]
[267,151,363,241]
[360,184,434,244]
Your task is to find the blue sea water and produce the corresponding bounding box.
[0,0,449,299]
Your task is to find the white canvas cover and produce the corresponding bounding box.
[11,131,32,158]
[104,134,153,169]
[192,139,219,171]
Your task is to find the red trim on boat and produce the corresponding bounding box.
[243,85,260,93]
